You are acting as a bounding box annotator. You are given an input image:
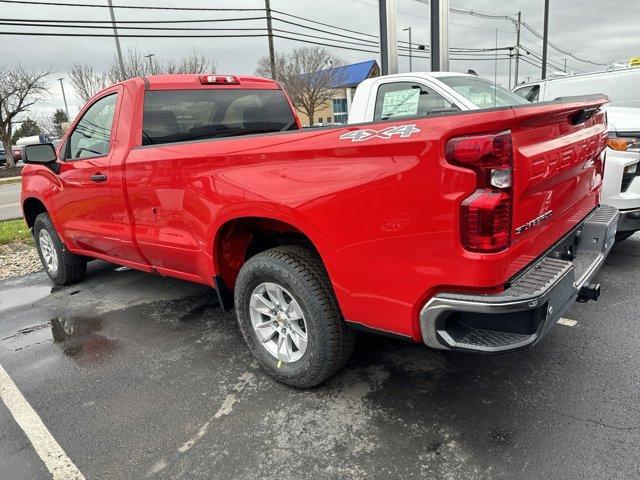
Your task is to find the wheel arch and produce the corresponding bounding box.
[212,214,329,290]
[22,197,48,229]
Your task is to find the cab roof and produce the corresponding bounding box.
[136,74,282,91]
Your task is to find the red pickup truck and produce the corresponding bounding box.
[21,74,617,387]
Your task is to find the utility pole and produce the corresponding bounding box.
[430,0,449,71]
[107,0,126,79]
[514,11,521,86]
[494,28,498,101]
[58,77,69,121]
[541,0,550,79]
[265,0,276,79]
[563,58,567,72]
[379,0,398,75]
[508,48,513,90]
[403,27,413,72]
[144,53,155,73]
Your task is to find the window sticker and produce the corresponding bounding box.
[381,89,420,117]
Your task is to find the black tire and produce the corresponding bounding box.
[234,246,355,388]
[33,212,87,285]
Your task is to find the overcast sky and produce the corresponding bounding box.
[2,0,638,122]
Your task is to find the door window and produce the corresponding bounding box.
[373,82,459,121]
[513,85,540,102]
[66,94,117,160]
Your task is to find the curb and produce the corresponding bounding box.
[0,176,21,186]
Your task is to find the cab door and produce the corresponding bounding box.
[53,87,126,258]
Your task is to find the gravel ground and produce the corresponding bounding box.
[0,242,41,280]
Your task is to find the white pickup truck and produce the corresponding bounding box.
[348,72,640,241]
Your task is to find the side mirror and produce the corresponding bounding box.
[23,143,58,168]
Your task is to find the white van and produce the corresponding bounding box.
[513,68,640,241]
[513,67,640,108]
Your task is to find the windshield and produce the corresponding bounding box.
[438,76,530,108]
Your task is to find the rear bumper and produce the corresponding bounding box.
[420,204,618,353]
[617,207,640,234]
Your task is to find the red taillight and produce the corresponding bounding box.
[446,131,513,253]
[199,75,240,85]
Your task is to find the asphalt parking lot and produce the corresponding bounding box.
[1,238,639,480]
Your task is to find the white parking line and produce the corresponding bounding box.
[557,318,577,327]
[0,363,85,480]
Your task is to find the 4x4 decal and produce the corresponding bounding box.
[339,124,420,142]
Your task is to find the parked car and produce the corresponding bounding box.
[21,74,615,387]
[513,72,640,241]
[12,134,52,163]
[11,146,21,162]
[0,144,5,166]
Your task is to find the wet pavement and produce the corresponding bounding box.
[1,238,639,480]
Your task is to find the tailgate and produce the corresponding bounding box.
[510,96,609,248]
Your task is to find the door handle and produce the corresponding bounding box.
[90,173,107,182]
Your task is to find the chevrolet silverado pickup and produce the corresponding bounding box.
[21,73,616,387]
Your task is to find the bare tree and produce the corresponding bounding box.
[256,47,345,126]
[165,51,218,75]
[70,48,217,104]
[70,64,108,103]
[108,48,217,83]
[107,48,149,84]
[0,66,50,167]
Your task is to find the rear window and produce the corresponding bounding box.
[142,89,298,146]
[438,76,529,108]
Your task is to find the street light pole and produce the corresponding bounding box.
[144,53,155,73]
[403,27,413,72]
[107,0,126,79]
[541,0,550,79]
[58,77,69,121]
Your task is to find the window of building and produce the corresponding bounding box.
[332,98,348,124]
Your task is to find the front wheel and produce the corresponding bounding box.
[33,213,87,285]
[234,246,354,388]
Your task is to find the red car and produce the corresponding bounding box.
[20,74,616,387]
[11,146,22,162]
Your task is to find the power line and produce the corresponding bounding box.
[0,0,264,11]
[519,20,606,66]
[0,16,265,24]
[0,31,270,38]
[0,16,518,55]
[0,20,267,31]
[271,8,378,39]
[412,0,606,68]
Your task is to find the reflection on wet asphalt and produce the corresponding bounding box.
[50,316,116,363]
[0,250,639,480]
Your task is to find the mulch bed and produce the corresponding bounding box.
[0,166,23,179]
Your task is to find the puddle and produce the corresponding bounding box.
[0,285,51,312]
[51,316,116,363]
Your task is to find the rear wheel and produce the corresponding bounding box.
[33,213,87,285]
[234,246,354,388]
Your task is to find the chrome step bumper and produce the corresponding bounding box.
[420,204,619,353]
